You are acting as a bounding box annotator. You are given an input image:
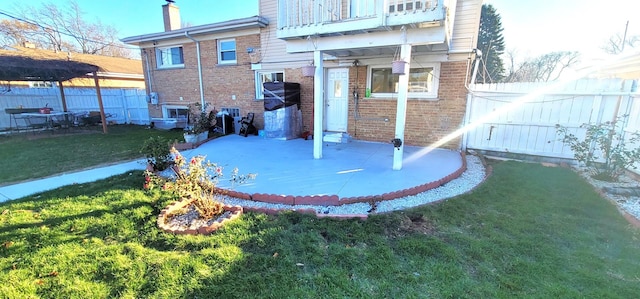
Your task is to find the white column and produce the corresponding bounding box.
[313,50,324,159]
[393,44,411,170]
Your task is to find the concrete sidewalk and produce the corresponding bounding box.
[0,160,148,202]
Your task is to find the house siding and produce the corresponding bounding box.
[449,0,482,53]
[259,0,312,68]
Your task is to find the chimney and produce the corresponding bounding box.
[162,2,181,31]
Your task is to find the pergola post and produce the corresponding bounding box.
[92,71,108,134]
[58,80,67,112]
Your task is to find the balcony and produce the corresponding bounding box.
[277,0,445,40]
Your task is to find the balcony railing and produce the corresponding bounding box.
[277,0,445,39]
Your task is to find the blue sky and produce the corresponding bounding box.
[2,0,259,39]
[485,0,640,60]
[2,0,639,61]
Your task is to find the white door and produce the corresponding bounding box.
[325,68,349,132]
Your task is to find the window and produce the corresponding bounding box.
[255,71,284,100]
[156,46,184,68]
[369,64,438,98]
[218,39,237,64]
[29,81,53,88]
[163,105,189,120]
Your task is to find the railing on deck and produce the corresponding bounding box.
[278,0,443,31]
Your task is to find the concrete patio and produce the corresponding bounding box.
[187,134,465,200]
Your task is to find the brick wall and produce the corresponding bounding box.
[346,61,469,149]
[143,34,265,128]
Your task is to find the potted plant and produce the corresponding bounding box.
[140,136,173,171]
[184,103,214,143]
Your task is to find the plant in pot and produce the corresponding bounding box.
[144,147,257,234]
[140,136,173,171]
[184,103,215,143]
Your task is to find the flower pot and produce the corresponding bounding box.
[301,65,316,77]
[392,60,407,75]
[197,131,209,142]
[184,133,198,143]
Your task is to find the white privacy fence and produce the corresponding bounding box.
[0,87,150,129]
[464,78,640,174]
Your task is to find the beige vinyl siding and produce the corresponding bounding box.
[260,0,312,68]
[449,0,482,53]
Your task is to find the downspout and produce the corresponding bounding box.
[461,49,482,151]
[185,31,206,110]
[143,49,153,93]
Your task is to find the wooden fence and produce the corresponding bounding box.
[0,87,150,130]
[464,78,640,174]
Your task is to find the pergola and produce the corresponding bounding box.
[0,53,110,133]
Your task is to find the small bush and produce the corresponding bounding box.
[140,136,172,171]
[556,115,640,181]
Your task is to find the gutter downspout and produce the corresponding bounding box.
[185,32,205,110]
[143,49,153,93]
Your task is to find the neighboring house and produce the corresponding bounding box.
[0,45,145,89]
[123,0,481,162]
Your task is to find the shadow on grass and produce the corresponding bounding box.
[1,162,640,298]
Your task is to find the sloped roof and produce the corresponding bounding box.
[0,46,143,81]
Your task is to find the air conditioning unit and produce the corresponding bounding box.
[149,92,158,105]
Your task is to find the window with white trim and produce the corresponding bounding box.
[156,46,184,68]
[255,71,284,100]
[369,63,439,98]
[163,105,189,120]
[218,39,237,64]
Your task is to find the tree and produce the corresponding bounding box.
[0,0,131,58]
[505,51,580,82]
[602,32,639,54]
[476,4,506,83]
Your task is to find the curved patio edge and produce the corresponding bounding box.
[215,151,468,217]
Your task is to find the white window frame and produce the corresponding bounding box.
[255,70,284,100]
[162,105,189,120]
[217,39,237,65]
[367,62,440,99]
[29,81,54,88]
[156,46,184,69]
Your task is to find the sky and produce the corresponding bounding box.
[1,0,639,62]
[1,0,259,39]
[484,0,640,61]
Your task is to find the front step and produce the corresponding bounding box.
[323,132,351,143]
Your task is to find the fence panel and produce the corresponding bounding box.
[465,79,639,175]
[1,87,149,130]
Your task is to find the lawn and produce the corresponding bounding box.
[1,160,639,298]
[0,125,184,185]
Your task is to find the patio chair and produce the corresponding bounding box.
[238,112,258,137]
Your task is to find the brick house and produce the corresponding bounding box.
[122,2,269,129]
[123,0,482,168]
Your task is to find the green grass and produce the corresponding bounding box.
[0,125,184,184]
[1,160,639,298]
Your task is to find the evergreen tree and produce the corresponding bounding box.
[476,4,505,83]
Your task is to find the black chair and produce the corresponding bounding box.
[238,112,258,137]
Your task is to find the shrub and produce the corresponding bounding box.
[144,147,256,219]
[140,136,172,171]
[556,115,640,181]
